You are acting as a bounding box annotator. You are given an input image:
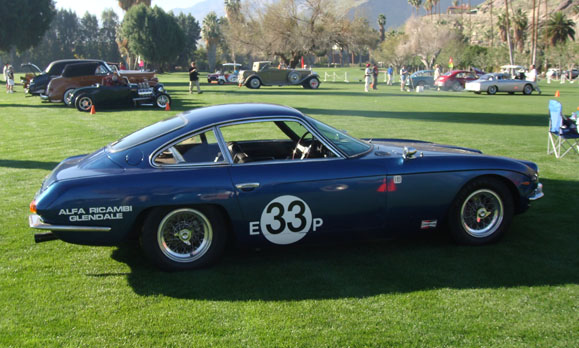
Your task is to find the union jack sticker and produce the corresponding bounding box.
[420,220,438,229]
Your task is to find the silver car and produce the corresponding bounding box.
[465,73,540,95]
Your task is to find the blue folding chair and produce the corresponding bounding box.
[548,99,579,158]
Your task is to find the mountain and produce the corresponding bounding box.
[170,0,486,29]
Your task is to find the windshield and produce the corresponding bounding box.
[307,117,371,157]
[109,115,187,152]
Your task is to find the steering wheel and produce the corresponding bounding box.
[292,131,314,160]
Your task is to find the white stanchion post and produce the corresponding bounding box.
[344,72,349,83]
[333,72,336,82]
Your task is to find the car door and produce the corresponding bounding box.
[219,119,388,247]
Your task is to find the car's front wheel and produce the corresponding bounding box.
[303,77,320,89]
[75,94,93,112]
[448,177,514,245]
[247,77,261,89]
[452,82,462,91]
[140,206,228,271]
[523,84,533,95]
[155,93,171,109]
[63,88,75,106]
[487,85,498,95]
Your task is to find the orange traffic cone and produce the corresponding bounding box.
[555,90,560,97]
[165,101,170,111]
[90,105,96,114]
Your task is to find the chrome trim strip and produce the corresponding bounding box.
[29,214,112,232]
[528,183,544,201]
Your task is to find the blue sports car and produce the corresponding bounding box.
[30,104,543,271]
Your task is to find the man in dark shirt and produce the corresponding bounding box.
[188,62,202,94]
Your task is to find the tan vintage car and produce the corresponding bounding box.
[42,61,158,105]
[238,61,320,89]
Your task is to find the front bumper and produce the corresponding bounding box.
[528,183,544,201]
[29,214,111,232]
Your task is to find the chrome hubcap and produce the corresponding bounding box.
[461,189,503,238]
[157,208,212,263]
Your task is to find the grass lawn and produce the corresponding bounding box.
[0,70,577,347]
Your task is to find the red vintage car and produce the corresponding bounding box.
[434,70,479,91]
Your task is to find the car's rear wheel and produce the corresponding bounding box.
[487,85,498,95]
[247,77,261,89]
[63,88,75,106]
[523,84,533,95]
[75,95,93,112]
[448,177,514,245]
[140,206,227,271]
[218,79,225,85]
[452,82,462,91]
[155,93,171,109]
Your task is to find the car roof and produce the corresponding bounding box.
[178,103,306,131]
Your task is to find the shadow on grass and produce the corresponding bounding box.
[0,159,59,170]
[108,177,578,301]
[298,107,547,127]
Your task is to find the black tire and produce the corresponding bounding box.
[487,85,498,95]
[75,94,93,112]
[448,177,514,245]
[140,206,228,271]
[155,93,171,109]
[63,88,75,106]
[247,77,261,89]
[452,82,462,91]
[303,77,320,89]
[523,84,533,95]
[218,79,225,85]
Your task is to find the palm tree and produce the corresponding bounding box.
[118,0,150,11]
[424,0,434,16]
[408,0,423,15]
[489,0,494,46]
[545,12,576,47]
[503,0,514,65]
[377,14,386,42]
[512,8,528,53]
[224,0,241,21]
[202,12,222,72]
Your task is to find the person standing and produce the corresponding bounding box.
[400,65,408,91]
[372,64,379,90]
[188,62,202,94]
[433,64,441,82]
[6,65,15,93]
[387,65,393,85]
[364,63,372,92]
[526,64,541,93]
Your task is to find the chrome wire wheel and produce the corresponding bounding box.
[157,208,213,263]
[156,94,170,108]
[63,89,75,106]
[460,189,504,238]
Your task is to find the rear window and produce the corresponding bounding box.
[109,115,187,152]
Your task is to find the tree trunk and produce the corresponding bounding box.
[490,0,493,47]
[533,0,540,66]
[504,0,514,65]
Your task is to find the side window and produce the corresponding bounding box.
[219,120,335,164]
[95,64,108,75]
[153,129,224,165]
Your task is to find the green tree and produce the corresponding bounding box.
[408,0,423,15]
[174,12,202,68]
[118,0,151,11]
[99,9,122,62]
[78,12,100,58]
[545,12,575,47]
[202,12,222,72]
[511,8,528,53]
[120,5,185,70]
[377,14,386,42]
[0,0,56,52]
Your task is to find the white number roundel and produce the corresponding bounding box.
[260,195,312,245]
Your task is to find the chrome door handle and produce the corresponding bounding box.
[235,182,260,192]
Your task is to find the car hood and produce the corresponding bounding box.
[41,148,124,191]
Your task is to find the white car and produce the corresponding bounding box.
[465,73,540,95]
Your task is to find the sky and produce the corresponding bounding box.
[54,0,204,19]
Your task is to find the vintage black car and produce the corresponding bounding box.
[26,59,102,96]
[70,80,171,112]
